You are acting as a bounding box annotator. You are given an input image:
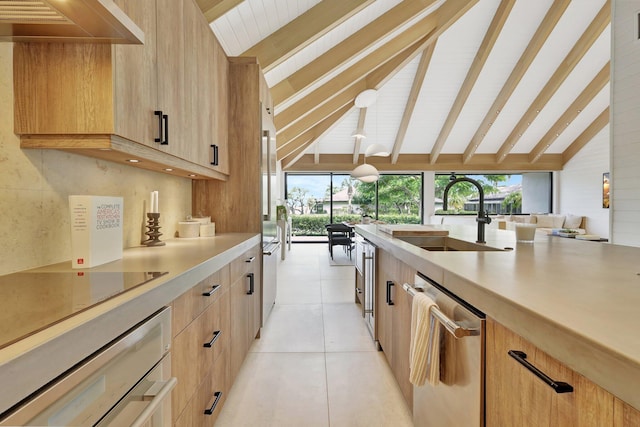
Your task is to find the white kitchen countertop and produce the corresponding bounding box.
[355,224,640,411]
[0,233,260,415]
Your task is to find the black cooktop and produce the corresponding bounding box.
[0,271,167,349]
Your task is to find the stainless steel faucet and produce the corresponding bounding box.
[442,175,492,244]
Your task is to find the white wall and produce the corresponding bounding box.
[557,126,611,238]
[611,0,640,246]
[0,44,193,274]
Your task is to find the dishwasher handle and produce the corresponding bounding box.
[402,283,480,338]
[127,377,177,427]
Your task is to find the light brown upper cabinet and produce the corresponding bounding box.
[13,0,228,180]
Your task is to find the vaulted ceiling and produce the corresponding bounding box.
[198,0,611,174]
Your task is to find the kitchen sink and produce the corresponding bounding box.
[395,235,505,252]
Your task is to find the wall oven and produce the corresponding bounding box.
[354,234,375,338]
[0,307,175,426]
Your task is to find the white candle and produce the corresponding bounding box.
[154,191,159,213]
[150,191,157,213]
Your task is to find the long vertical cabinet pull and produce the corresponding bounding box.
[361,251,366,318]
[246,273,254,295]
[154,110,163,143]
[161,114,169,145]
[210,144,219,166]
[386,280,395,306]
[204,391,222,415]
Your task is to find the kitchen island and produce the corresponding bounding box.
[0,233,259,417]
[355,223,640,414]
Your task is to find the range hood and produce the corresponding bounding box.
[0,0,143,44]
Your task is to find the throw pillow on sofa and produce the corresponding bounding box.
[563,214,582,229]
[534,215,555,228]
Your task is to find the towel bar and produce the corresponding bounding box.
[402,283,480,338]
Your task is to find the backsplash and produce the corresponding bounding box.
[0,44,192,275]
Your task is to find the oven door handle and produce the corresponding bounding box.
[129,377,177,427]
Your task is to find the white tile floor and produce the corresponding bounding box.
[215,243,414,426]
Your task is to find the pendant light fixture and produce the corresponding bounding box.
[351,163,379,182]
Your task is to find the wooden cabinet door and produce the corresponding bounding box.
[229,272,250,382]
[615,398,640,426]
[486,318,614,426]
[112,0,158,146]
[210,30,229,174]
[375,250,394,362]
[391,276,413,407]
[155,0,185,158]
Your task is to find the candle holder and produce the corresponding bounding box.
[143,213,165,246]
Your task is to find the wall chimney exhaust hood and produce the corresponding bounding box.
[0,0,144,44]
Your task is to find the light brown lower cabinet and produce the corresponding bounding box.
[229,245,262,383]
[375,249,416,409]
[486,318,640,426]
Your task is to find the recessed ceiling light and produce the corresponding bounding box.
[164,168,173,172]
[127,159,140,163]
[188,174,197,177]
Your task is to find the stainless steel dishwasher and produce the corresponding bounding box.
[406,273,485,427]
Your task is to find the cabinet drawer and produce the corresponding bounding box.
[172,265,230,337]
[486,318,613,426]
[230,246,259,279]
[172,289,230,419]
[174,348,229,427]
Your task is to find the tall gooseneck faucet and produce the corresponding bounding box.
[442,174,492,244]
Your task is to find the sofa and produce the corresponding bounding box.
[496,214,586,235]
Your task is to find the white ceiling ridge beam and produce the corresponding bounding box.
[562,106,609,165]
[529,62,609,163]
[494,1,610,164]
[352,107,368,164]
[197,0,244,23]
[275,0,477,137]
[270,0,444,106]
[429,0,516,164]
[390,43,436,164]
[461,0,572,164]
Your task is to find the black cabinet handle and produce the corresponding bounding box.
[162,114,169,145]
[203,330,221,348]
[247,272,254,295]
[210,144,219,166]
[508,350,573,393]
[202,284,220,297]
[204,391,222,415]
[386,281,394,306]
[245,256,256,263]
[154,110,163,143]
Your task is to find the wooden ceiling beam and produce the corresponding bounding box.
[562,107,609,165]
[530,63,609,163]
[277,82,366,149]
[495,2,610,163]
[278,104,354,162]
[285,153,563,172]
[275,0,477,138]
[196,0,244,23]
[271,0,441,106]
[242,0,373,73]
[429,0,515,164]
[390,44,436,164]
[352,108,368,164]
[462,0,571,164]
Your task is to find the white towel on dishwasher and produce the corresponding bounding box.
[409,292,440,386]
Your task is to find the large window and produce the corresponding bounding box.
[434,173,551,215]
[285,173,424,240]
